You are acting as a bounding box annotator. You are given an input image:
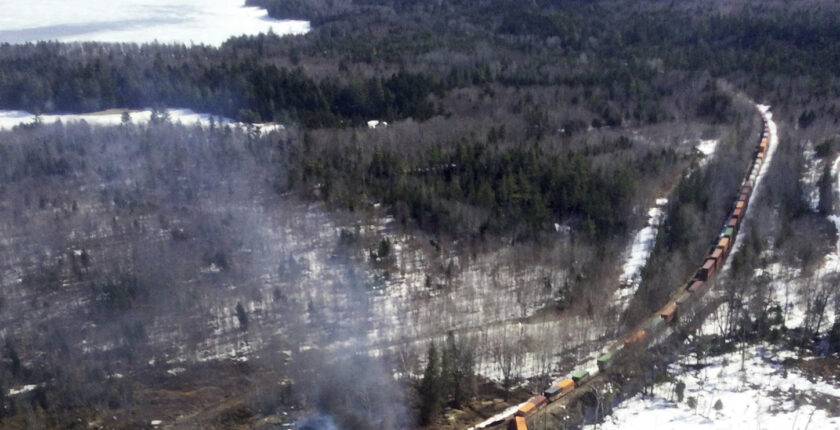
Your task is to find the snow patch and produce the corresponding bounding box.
[7,384,38,396]
[696,139,718,156]
[585,344,840,430]
[0,108,285,133]
[616,198,669,292]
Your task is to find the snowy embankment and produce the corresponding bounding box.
[614,198,668,302]
[0,108,284,132]
[584,344,840,430]
[0,0,309,46]
[614,138,719,307]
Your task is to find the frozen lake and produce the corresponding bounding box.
[0,0,309,46]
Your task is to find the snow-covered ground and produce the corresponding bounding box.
[697,139,719,166]
[616,198,668,298]
[0,0,309,46]
[586,344,840,430]
[0,108,284,132]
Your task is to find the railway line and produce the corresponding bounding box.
[475,103,777,430]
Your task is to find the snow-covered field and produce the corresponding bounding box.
[586,344,840,430]
[0,0,309,46]
[0,108,284,132]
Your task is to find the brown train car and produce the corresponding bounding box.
[735,200,745,211]
[509,416,527,430]
[687,279,705,293]
[698,258,716,281]
[727,217,739,233]
[625,329,647,345]
[710,248,724,269]
[661,302,678,323]
[742,183,753,196]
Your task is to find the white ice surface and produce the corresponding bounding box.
[0,0,309,46]
[0,108,284,132]
[585,344,840,430]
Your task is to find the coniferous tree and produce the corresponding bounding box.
[418,343,442,425]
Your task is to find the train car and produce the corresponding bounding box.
[571,370,590,385]
[660,302,678,323]
[516,396,547,417]
[647,315,665,332]
[625,329,646,345]
[727,217,739,234]
[544,379,575,401]
[732,208,743,224]
[675,290,692,306]
[710,248,724,269]
[509,416,527,430]
[597,351,615,371]
[697,258,716,281]
[687,279,704,293]
[741,183,753,197]
[717,237,731,256]
[723,226,734,240]
[759,137,768,153]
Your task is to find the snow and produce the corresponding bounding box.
[696,139,719,166]
[7,384,38,396]
[585,344,840,430]
[615,198,668,295]
[0,0,309,46]
[0,108,285,133]
[469,401,529,430]
[696,139,718,156]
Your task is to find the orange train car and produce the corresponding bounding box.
[660,302,678,322]
[717,237,730,255]
[509,416,527,430]
[625,329,646,345]
[515,395,547,417]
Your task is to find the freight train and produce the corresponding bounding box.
[507,110,771,430]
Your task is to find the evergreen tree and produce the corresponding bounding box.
[418,343,442,425]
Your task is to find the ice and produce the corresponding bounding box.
[0,108,284,133]
[0,0,309,46]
